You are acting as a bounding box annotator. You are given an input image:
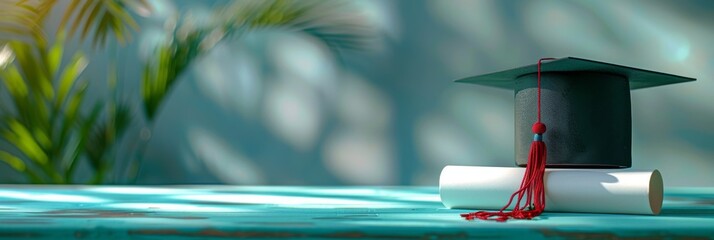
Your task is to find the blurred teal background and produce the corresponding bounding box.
[4,0,713,187]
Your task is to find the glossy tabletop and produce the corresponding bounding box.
[0,185,711,239]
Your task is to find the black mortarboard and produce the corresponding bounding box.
[456,57,695,168]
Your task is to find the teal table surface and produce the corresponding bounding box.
[0,185,711,239]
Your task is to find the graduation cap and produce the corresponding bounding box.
[456,57,695,222]
[456,57,696,168]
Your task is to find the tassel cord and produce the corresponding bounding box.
[461,58,554,222]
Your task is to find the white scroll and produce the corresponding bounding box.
[439,165,663,215]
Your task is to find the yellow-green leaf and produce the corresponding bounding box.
[33,127,51,150]
[65,82,88,124]
[1,64,29,98]
[6,120,48,164]
[0,150,26,172]
[47,31,65,76]
[56,53,87,106]
[8,41,45,94]
[39,74,54,99]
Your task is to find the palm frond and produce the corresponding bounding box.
[225,0,374,52]
[59,0,149,47]
[83,101,132,183]
[0,150,26,172]
[0,34,120,184]
[0,150,43,183]
[141,36,200,120]
[0,0,48,45]
[141,0,375,121]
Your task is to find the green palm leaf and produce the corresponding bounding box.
[0,0,47,44]
[141,0,375,121]
[228,0,373,51]
[84,102,131,173]
[59,0,149,47]
[0,150,43,183]
[0,34,117,184]
[0,150,26,172]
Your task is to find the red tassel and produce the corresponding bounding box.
[461,58,554,222]
[460,123,547,222]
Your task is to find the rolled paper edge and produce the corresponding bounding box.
[439,165,665,215]
[650,169,664,215]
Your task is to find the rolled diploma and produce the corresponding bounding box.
[439,165,663,215]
